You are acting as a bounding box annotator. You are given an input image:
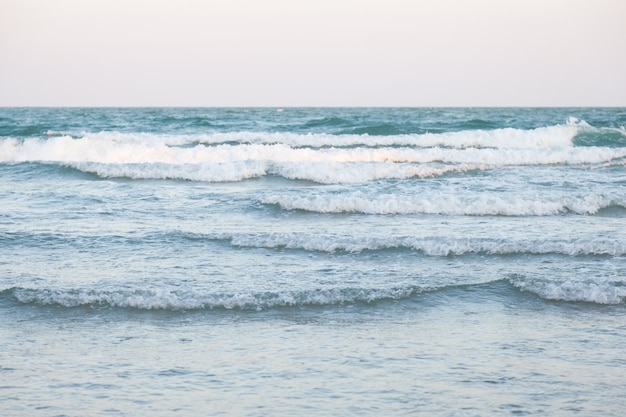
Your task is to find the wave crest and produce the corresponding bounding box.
[2,122,625,183]
[198,232,626,256]
[5,276,625,310]
[5,286,423,311]
[260,192,626,216]
[508,275,626,305]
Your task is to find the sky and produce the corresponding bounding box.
[1,0,625,107]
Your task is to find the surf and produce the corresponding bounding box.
[4,275,624,311]
[2,123,625,184]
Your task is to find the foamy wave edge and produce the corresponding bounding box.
[67,161,485,183]
[5,278,625,308]
[16,122,583,148]
[259,193,626,216]
[508,276,626,305]
[5,287,423,310]
[217,233,626,255]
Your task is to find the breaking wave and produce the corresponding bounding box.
[1,122,625,183]
[2,286,424,311]
[3,230,624,256]
[260,192,626,216]
[4,275,624,311]
[508,275,626,305]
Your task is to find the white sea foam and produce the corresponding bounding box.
[2,123,624,183]
[3,135,624,166]
[260,192,626,216]
[36,123,579,148]
[74,161,271,182]
[64,148,624,182]
[509,276,626,304]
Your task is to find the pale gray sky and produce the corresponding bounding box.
[1,0,625,106]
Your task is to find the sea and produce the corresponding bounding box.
[1,107,625,416]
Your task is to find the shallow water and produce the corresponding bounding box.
[3,285,625,416]
[1,107,625,415]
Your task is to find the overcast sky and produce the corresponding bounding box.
[1,0,624,106]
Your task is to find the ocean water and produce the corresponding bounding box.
[1,107,625,416]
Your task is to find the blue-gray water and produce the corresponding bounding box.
[1,108,625,416]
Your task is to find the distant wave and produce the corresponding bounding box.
[302,116,351,129]
[343,123,406,136]
[0,123,584,150]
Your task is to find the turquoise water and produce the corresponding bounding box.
[1,108,625,416]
